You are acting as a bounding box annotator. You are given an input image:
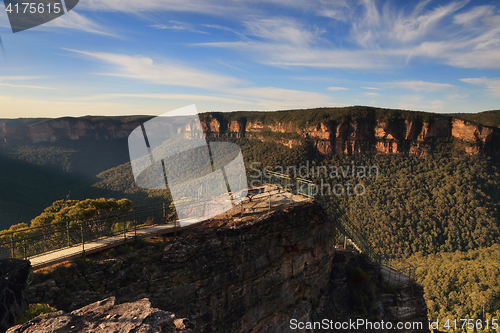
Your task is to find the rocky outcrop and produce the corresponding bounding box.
[6,297,193,333]
[3,109,498,156]
[29,203,336,332]
[229,120,245,138]
[199,114,499,156]
[451,119,494,142]
[27,202,428,332]
[0,118,147,143]
[0,259,31,333]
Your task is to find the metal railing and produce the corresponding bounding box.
[0,201,174,260]
[1,171,416,292]
[259,170,316,198]
[326,199,415,278]
[259,170,416,284]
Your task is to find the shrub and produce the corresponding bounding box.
[15,304,58,325]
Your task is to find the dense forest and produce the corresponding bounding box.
[1,107,500,327]
[392,245,500,333]
[318,147,500,257]
[199,105,443,131]
[2,121,499,259]
[456,110,500,128]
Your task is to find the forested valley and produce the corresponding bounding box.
[1,109,500,330]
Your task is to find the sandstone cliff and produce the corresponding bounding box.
[200,112,499,156]
[0,259,30,333]
[0,117,150,143]
[3,107,497,156]
[27,202,428,332]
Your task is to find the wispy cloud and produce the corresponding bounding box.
[390,80,455,91]
[460,77,500,97]
[453,5,495,25]
[328,86,349,91]
[447,93,469,100]
[193,1,500,70]
[244,17,322,45]
[45,10,117,37]
[0,76,54,89]
[387,1,467,43]
[0,83,55,89]
[65,49,337,110]
[150,21,208,34]
[66,49,243,90]
[0,76,46,81]
[79,0,250,15]
[77,93,252,105]
[397,95,445,112]
[63,0,500,69]
[362,87,380,90]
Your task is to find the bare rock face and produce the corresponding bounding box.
[451,119,495,142]
[2,110,499,156]
[0,259,31,333]
[216,114,498,156]
[375,141,400,154]
[6,297,193,333]
[27,202,429,333]
[405,120,423,140]
[0,118,146,143]
[306,123,331,140]
[28,203,336,332]
[228,120,245,138]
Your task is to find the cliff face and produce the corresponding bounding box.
[200,115,500,156]
[0,118,145,143]
[0,259,30,333]
[27,202,428,333]
[3,109,497,156]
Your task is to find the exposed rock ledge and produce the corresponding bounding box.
[0,259,30,333]
[7,297,193,333]
[26,202,428,332]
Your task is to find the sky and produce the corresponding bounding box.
[0,0,499,118]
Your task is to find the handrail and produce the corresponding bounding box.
[0,201,173,260]
[0,201,173,238]
[260,171,416,285]
[2,173,416,289]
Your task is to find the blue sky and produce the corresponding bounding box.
[0,0,499,118]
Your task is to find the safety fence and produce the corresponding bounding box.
[258,170,316,198]
[260,170,416,282]
[1,171,416,293]
[0,202,175,260]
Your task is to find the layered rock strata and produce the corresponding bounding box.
[27,202,428,332]
[0,259,30,333]
[2,111,498,156]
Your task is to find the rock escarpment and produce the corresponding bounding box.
[2,108,499,156]
[27,202,428,332]
[0,117,148,143]
[7,297,193,333]
[200,114,499,156]
[0,259,30,333]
